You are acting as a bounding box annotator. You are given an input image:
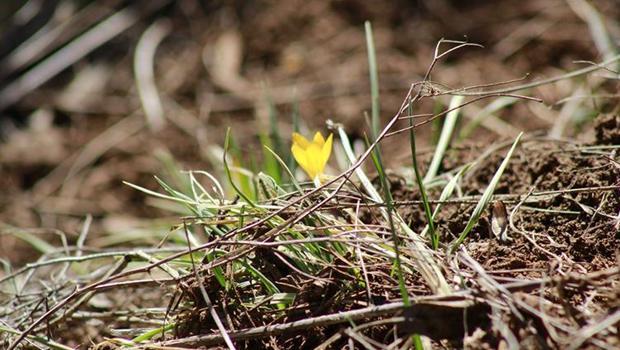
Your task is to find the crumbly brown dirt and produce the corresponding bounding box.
[457,117,619,276]
[380,115,620,349]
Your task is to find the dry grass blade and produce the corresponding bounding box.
[134,19,170,131]
[336,124,450,295]
[0,1,171,111]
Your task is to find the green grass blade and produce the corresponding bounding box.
[205,249,228,288]
[154,176,194,202]
[408,95,438,249]
[131,323,176,343]
[267,93,284,157]
[229,134,257,200]
[223,128,256,207]
[365,21,380,142]
[287,99,301,172]
[420,164,473,238]
[154,149,191,195]
[263,145,303,193]
[413,334,425,350]
[366,135,410,306]
[260,133,282,184]
[123,180,194,205]
[451,132,523,253]
[238,259,280,295]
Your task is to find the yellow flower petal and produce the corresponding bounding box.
[307,143,324,179]
[291,131,333,180]
[291,143,310,174]
[292,132,311,150]
[312,132,325,147]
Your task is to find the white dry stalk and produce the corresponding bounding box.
[0,3,170,111]
[134,19,170,131]
[459,97,520,140]
[567,0,618,61]
[424,95,465,183]
[337,126,451,295]
[550,1,618,138]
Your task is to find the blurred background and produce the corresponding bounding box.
[0,0,618,264]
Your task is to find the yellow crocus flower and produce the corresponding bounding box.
[291,131,333,181]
